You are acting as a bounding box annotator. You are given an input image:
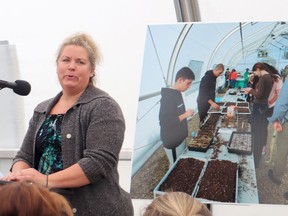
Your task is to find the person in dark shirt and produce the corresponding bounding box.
[197,64,224,124]
[1,33,133,216]
[224,68,231,88]
[159,67,195,166]
[244,62,273,167]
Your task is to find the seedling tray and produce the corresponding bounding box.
[153,156,207,198]
[227,131,253,155]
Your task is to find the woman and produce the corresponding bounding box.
[261,63,283,155]
[244,62,273,168]
[142,192,211,216]
[262,63,283,116]
[1,33,133,216]
[0,182,73,216]
[267,74,283,116]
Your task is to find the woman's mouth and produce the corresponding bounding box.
[65,75,76,79]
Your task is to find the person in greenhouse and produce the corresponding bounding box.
[197,63,224,124]
[244,68,249,87]
[159,67,195,167]
[244,62,273,168]
[229,69,238,88]
[224,68,231,88]
[267,75,288,187]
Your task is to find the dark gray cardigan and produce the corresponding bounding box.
[12,85,133,216]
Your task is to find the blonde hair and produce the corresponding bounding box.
[56,32,102,84]
[0,182,73,216]
[142,192,212,216]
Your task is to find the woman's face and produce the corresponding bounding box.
[57,45,93,93]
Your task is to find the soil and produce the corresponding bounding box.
[225,102,237,106]
[237,107,250,113]
[159,158,205,195]
[196,160,238,203]
[237,102,249,107]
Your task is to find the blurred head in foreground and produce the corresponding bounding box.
[142,192,212,216]
[0,182,73,216]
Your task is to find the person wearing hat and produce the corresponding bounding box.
[159,67,195,166]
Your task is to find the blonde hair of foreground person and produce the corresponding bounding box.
[142,192,212,216]
[0,182,73,216]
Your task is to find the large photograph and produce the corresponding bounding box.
[131,21,288,205]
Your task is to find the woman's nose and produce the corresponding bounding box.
[68,61,76,70]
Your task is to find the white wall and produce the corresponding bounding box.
[0,0,176,151]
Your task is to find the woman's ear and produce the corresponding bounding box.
[90,69,94,77]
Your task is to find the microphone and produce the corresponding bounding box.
[0,79,31,96]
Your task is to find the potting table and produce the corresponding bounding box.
[154,88,258,203]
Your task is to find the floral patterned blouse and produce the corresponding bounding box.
[34,114,64,175]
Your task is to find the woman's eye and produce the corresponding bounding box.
[77,60,85,65]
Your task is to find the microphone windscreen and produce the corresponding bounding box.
[14,80,31,96]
